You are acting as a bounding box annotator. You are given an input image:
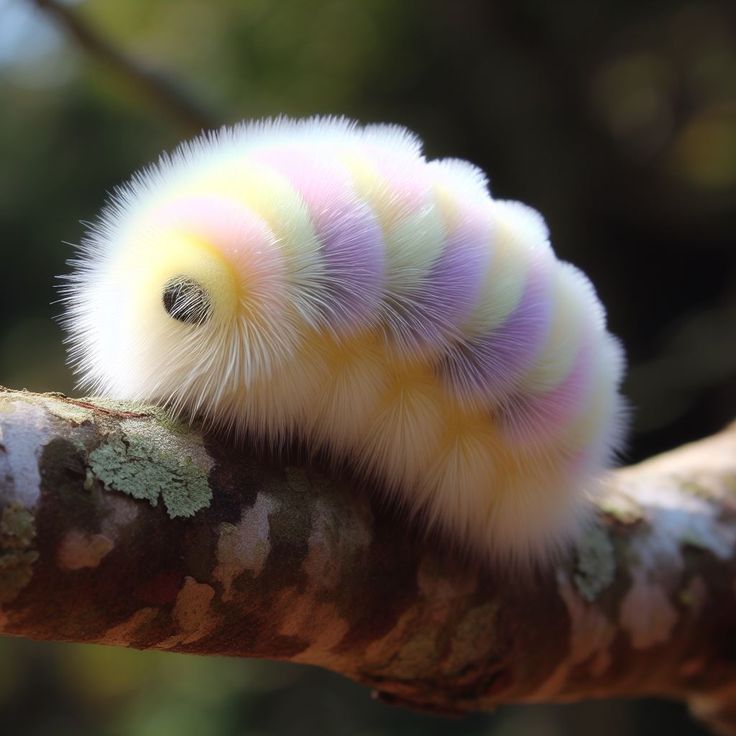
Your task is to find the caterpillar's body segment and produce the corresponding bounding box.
[62,117,626,563]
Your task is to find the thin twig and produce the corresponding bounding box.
[31,0,218,135]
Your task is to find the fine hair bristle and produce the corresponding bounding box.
[60,116,627,566]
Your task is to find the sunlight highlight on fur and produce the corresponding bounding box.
[60,116,627,565]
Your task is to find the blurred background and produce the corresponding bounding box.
[0,0,734,733]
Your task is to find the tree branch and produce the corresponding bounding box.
[1,387,736,732]
[31,0,217,135]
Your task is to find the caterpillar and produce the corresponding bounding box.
[61,117,627,564]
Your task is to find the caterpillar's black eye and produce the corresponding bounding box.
[162,277,212,325]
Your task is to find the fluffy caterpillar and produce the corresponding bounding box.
[61,117,627,564]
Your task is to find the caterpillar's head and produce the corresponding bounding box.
[62,194,297,421]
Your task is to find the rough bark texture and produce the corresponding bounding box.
[1,387,736,732]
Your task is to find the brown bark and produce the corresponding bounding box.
[1,387,736,732]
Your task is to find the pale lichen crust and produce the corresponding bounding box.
[573,524,616,603]
[88,432,211,518]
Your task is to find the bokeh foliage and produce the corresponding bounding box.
[0,0,734,733]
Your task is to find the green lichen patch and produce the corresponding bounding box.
[44,400,95,426]
[680,480,713,500]
[88,433,211,519]
[0,399,16,415]
[574,524,616,602]
[599,494,644,526]
[143,407,190,436]
[82,397,189,434]
[0,504,39,603]
[79,397,151,415]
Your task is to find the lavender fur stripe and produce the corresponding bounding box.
[498,340,593,444]
[438,255,554,398]
[315,201,385,331]
[404,213,494,346]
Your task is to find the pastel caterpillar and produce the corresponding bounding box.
[62,117,626,563]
